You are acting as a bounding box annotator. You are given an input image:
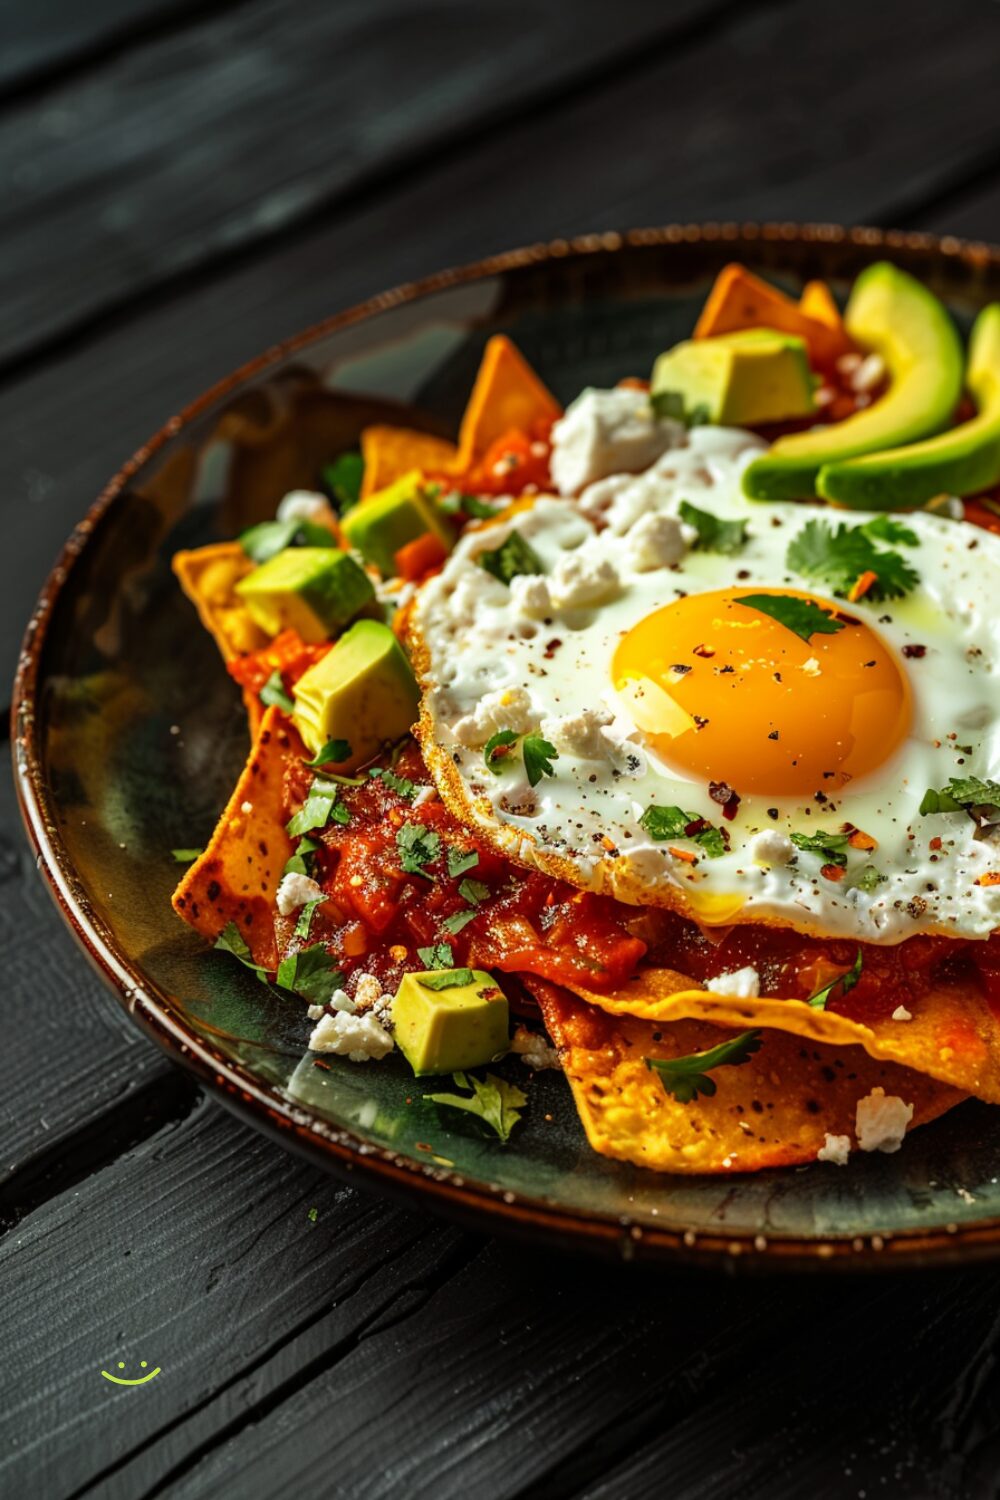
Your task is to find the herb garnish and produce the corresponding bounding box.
[369,766,417,799]
[790,830,851,868]
[396,823,441,879]
[418,968,476,990]
[478,530,544,585]
[861,515,919,547]
[484,730,519,772]
[446,847,479,879]
[442,908,478,934]
[458,877,490,906]
[806,950,863,1011]
[260,670,295,713]
[919,777,1000,817]
[425,1071,527,1142]
[215,921,271,983]
[322,452,364,514]
[679,500,748,555]
[303,739,352,768]
[735,593,846,643]
[284,836,320,878]
[522,735,559,788]
[277,943,345,1006]
[640,804,726,859]
[645,1030,762,1103]
[239,517,331,563]
[649,390,711,427]
[786,519,919,602]
[418,943,454,969]
[294,898,324,939]
[171,847,202,863]
[438,490,499,521]
[286,778,350,836]
[850,865,887,894]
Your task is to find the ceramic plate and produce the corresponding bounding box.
[16,224,1000,1269]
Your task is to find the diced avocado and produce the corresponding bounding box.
[816,303,1000,508]
[392,968,509,1076]
[650,329,816,427]
[235,547,374,642]
[341,470,455,578]
[743,263,964,502]
[292,618,420,768]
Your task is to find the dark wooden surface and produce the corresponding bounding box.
[6,4,1000,1496]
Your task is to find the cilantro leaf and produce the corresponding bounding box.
[679,499,748,555]
[322,452,363,514]
[786,519,919,602]
[645,1030,762,1103]
[418,943,454,969]
[484,730,519,773]
[287,778,349,836]
[861,515,919,547]
[522,735,559,787]
[458,878,490,906]
[294,898,324,939]
[736,593,846,642]
[478,530,544,585]
[277,943,345,1006]
[239,517,331,563]
[920,777,1000,816]
[639,805,726,859]
[446,847,479,879]
[283,836,320,878]
[442,908,478,935]
[850,864,886,894]
[438,490,499,521]
[260,670,295,713]
[171,847,202,863]
[369,766,417,799]
[807,950,863,1011]
[396,823,441,879]
[304,739,352,768]
[790,829,851,868]
[215,921,271,983]
[418,968,476,990]
[425,1071,527,1142]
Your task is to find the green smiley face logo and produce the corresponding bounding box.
[100,1360,161,1386]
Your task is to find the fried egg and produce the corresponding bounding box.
[409,423,1000,943]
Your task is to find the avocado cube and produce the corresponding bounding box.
[292,618,420,769]
[392,969,509,1076]
[651,329,816,427]
[235,547,375,643]
[342,469,455,578]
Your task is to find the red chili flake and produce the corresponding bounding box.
[543,638,563,659]
[693,644,715,659]
[820,863,846,882]
[416,1142,434,1153]
[929,836,943,851]
[708,780,741,820]
[902,644,927,659]
[313,1059,332,1071]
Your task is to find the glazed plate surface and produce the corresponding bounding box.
[16,225,1000,1268]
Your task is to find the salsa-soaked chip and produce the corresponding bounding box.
[359,425,458,500]
[563,966,1000,1106]
[450,335,561,474]
[172,543,267,661]
[172,706,294,969]
[530,979,964,1175]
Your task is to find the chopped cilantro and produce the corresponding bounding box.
[735,593,846,642]
[396,823,441,879]
[418,968,476,990]
[478,530,544,585]
[171,847,202,863]
[861,515,919,547]
[645,1030,762,1103]
[786,519,919,602]
[850,864,887,894]
[286,778,349,837]
[307,1207,318,1223]
[283,836,320,878]
[303,739,352,768]
[920,777,1000,816]
[425,1071,527,1142]
[277,943,345,1006]
[369,766,417,800]
[239,517,331,563]
[484,730,519,773]
[790,829,851,868]
[442,908,478,935]
[418,943,454,969]
[260,670,295,713]
[438,490,499,521]
[294,898,324,939]
[807,950,863,1011]
[446,847,479,879]
[522,735,558,788]
[322,452,363,514]
[679,499,748,555]
[458,877,490,906]
[639,804,726,859]
[215,921,271,983]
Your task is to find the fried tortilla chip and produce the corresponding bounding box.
[531,979,964,1174]
[172,706,293,969]
[173,543,268,661]
[359,425,458,499]
[565,967,1000,1106]
[451,335,561,473]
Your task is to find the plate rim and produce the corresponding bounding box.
[14,219,1000,1271]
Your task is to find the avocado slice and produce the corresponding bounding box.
[341,469,455,578]
[742,263,963,501]
[291,618,420,768]
[235,547,374,642]
[392,968,509,1076]
[816,303,1000,508]
[651,328,816,426]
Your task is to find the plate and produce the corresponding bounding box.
[15,224,1000,1269]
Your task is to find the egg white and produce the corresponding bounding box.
[409,425,1000,944]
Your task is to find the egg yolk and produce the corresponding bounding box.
[613,587,912,796]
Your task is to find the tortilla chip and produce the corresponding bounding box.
[172,706,293,969]
[360,426,458,499]
[173,543,268,662]
[451,335,561,473]
[565,966,1000,1106]
[532,979,964,1174]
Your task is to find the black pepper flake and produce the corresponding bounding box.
[768,808,779,820]
[736,569,751,580]
[767,730,779,741]
[693,714,710,730]
[902,644,927,659]
[863,660,876,668]
[543,638,563,659]
[815,790,828,804]
[670,663,692,676]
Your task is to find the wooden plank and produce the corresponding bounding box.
[0,1091,468,1498]
[0,0,719,370]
